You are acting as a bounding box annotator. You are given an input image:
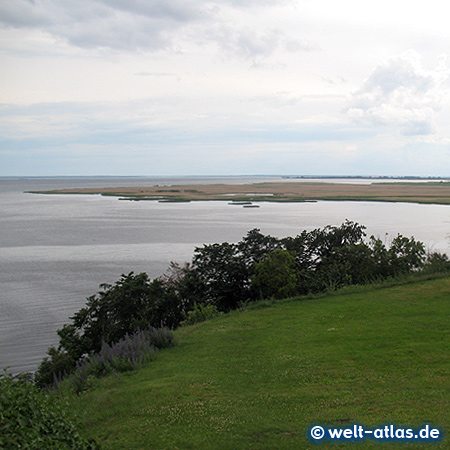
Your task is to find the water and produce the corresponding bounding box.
[1,176,450,373]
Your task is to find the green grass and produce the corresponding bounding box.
[62,278,450,449]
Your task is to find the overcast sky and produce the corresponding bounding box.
[1,0,450,176]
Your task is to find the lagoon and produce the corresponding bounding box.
[1,177,450,373]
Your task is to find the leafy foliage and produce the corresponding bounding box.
[180,303,221,326]
[252,249,298,299]
[60,327,175,394]
[34,220,449,390]
[388,234,426,273]
[69,272,181,354]
[0,371,98,449]
[35,273,183,388]
[191,242,250,311]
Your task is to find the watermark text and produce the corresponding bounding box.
[309,424,442,443]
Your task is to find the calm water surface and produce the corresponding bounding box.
[1,177,450,373]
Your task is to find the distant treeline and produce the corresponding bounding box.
[35,220,450,388]
[282,175,449,180]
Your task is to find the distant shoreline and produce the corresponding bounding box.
[30,180,450,205]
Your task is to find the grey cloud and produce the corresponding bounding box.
[0,0,201,25]
[56,13,169,51]
[231,28,288,59]
[0,0,50,27]
[402,120,436,136]
[98,0,200,21]
[221,0,293,7]
[348,50,449,136]
[206,23,310,63]
[0,0,202,51]
[0,0,305,59]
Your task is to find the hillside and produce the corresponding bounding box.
[65,277,450,449]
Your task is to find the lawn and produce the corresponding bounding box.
[64,277,450,449]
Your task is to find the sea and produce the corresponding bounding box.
[1,176,450,374]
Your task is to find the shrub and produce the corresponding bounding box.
[35,271,182,389]
[181,303,221,326]
[59,327,175,394]
[423,251,450,274]
[0,371,99,449]
[34,346,77,390]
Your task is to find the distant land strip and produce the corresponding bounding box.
[31,181,450,205]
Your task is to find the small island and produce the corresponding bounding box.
[33,180,450,205]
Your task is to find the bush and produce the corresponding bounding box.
[35,271,182,389]
[34,346,77,390]
[423,251,450,274]
[59,327,175,394]
[0,371,99,449]
[181,303,221,326]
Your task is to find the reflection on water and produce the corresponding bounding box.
[1,177,450,373]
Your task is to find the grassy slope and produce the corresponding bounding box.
[66,278,450,449]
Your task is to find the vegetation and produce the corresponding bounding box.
[2,217,447,449]
[31,180,450,204]
[180,303,222,326]
[62,277,450,449]
[35,221,450,389]
[35,272,180,389]
[55,327,175,395]
[0,371,98,449]
[251,249,298,299]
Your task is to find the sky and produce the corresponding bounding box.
[1,0,450,177]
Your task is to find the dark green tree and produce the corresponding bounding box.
[237,228,281,268]
[191,242,250,311]
[315,242,375,290]
[424,251,450,273]
[251,249,299,299]
[35,272,185,388]
[388,234,426,275]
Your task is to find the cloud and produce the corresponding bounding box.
[0,0,202,51]
[205,25,308,64]
[221,0,292,7]
[347,50,450,136]
[0,0,307,61]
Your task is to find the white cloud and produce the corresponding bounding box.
[3,1,450,176]
[347,50,450,136]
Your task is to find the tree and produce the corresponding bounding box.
[35,272,185,388]
[251,249,299,299]
[191,242,250,310]
[369,236,391,278]
[388,234,425,275]
[69,272,154,353]
[310,220,367,260]
[424,251,450,273]
[237,228,281,268]
[315,242,375,290]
